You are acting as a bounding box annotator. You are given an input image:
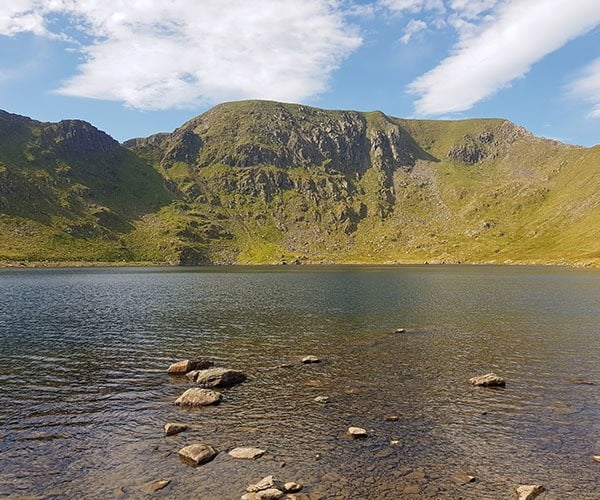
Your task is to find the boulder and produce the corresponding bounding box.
[139,479,171,494]
[175,388,222,407]
[187,367,247,388]
[167,358,213,375]
[347,427,368,438]
[302,355,320,364]
[228,447,266,459]
[516,484,544,500]
[469,373,506,387]
[164,423,188,436]
[178,443,218,466]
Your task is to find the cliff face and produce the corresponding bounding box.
[1,101,599,266]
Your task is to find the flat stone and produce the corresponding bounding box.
[241,489,284,500]
[347,426,368,438]
[384,415,400,421]
[164,423,188,436]
[283,482,303,493]
[228,447,266,459]
[175,388,222,407]
[187,367,247,388]
[314,396,330,403]
[516,484,544,500]
[451,473,476,485]
[139,479,171,494]
[302,355,320,364]
[469,373,506,387]
[178,443,218,466]
[167,358,213,374]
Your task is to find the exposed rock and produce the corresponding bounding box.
[174,388,222,406]
[516,484,545,500]
[347,427,368,438]
[228,447,266,459]
[139,479,171,494]
[241,489,284,500]
[390,440,400,446]
[314,396,330,403]
[394,328,406,333]
[164,423,188,436]
[167,358,213,375]
[593,455,600,462]
[283,482,303,493]
[451,473,476,485]
[469,373,506,387]
[384,415,399,421]
[302,355,320,364]
[178,443,218,466]
[247,476,284,493]
[187,367,247,388]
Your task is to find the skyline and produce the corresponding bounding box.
[1,0,599,146]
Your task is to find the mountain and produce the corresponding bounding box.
[1,101,599,266]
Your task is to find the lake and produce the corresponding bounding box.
[0,265,599,499]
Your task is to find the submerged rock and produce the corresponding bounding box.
[469,373,506,387]
[187,367,247,388]
[178,443,218,466]
[516,484,544,500]
[164,423,188,436]
[347,427,368,438]
[175,388,222,406]
[139,479,171,494]
[228,447,266,459]
[167,358,213,375]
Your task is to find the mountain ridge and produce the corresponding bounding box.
[0,100,598,267]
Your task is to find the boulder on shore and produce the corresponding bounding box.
[164,423,188,436]
[516,484,544,500]
[178,443,218,466]
[175,388,222,407]
[469,373,506,387]
[167,358,213,375]
[187,367,247,388]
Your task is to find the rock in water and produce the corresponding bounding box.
[302,355,320,364]
[469,373,506,387]
[187,367,247,388]
[167,358,213,374]
[394,328,406,333]
[241,490,284,500]
[451,473,476,485]
[314,396,330,403]
[164,423,188,436]
[516,484,544,500]
[178,444,218,466]
[175,388,222,406]
[347,427,368,438]
[283,482,303,493]
[139,479,171,494]
[593,455,600,462]
[247,476,284,493]
[228,447,266,459]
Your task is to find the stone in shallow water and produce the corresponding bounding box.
[228,447,266,459]
[394,328,406,333]
[347,427,368,438]
[516,484,544,500]
[384,415,400,421]
[314,396,330,403]
[175,388,222,407]
[451,473,476,485]
[241,489,284,500]
[302,355,320,364]
[187,367,247,388]
[593,455,600,462]
[247,475,284,493]
[139,479,171,494]
[164,423,188,436]
[469,373,506,387]
[283,482,303,493]
[178,443,218,466]
[167,358,213,374]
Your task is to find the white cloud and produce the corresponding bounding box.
[408,0,600,115]
[0,0,47,36]
[570,58,600,118]
[0,0,361,110]
[401,19,427,44]
[380,0,445,14]
[448,0,502,20]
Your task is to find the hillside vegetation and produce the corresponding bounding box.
[1,101,599,266]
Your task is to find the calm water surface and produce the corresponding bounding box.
[0,265,599,499]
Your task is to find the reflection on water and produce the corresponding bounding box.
[0,265,599,498]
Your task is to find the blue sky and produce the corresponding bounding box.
[1,0,599,146]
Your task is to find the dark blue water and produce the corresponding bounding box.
[0,265,599,499]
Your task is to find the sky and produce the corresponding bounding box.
[1,0,599,146]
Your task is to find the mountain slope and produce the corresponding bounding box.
[1,101,599,266]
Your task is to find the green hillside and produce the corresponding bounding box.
[1,101,598,266]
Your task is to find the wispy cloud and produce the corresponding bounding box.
[570,57,600,118]
[0,0,361,110]
[407,0,600,115]
[401,19,428,44]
